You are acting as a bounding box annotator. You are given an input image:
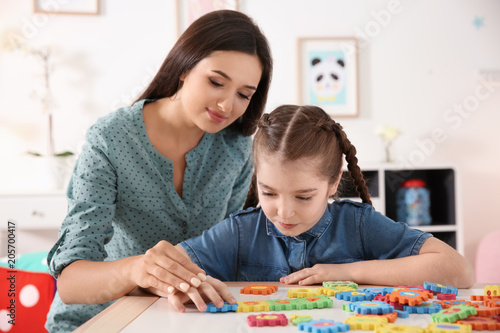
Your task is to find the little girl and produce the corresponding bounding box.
[169,104,474,312]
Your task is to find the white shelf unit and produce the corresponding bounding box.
[338,164,463,255]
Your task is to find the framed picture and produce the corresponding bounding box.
[177,0,238,36]
[298,37,359,117]
[33,0,100,15]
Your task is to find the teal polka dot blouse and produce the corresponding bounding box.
[45,99,252,332]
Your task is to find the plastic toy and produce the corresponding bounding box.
[375,323,425,333]
[362,287,386,296]
[267,299,297,311]
[247,313,288,327]
[386,288,430,306]
[424,323,472,333]
[294,296,334,310]
[404,302,443,314]
[424,282,458,295]
[240,284,278,295]
[395,309,410,318]
[485,298,500,307]
[456,317,500,331]
[474,306,500,317]
[355,311,398,323]
[344,316,387,330]
[290,314,313,326]
[433,300,478,309]
[323,280,358,289]
[430,305,477,323]
[204,302,238,313]
[321,286,356,296]
[437,293,456,301]
[236,300,270,313]
[349,301,395,315]
[299,319,350,333]
[287,287,323,298]
[335,290,375,302]
[485,285,500,296]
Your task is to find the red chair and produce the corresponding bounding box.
[475,230,500,283]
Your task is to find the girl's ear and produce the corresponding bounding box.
[328,170,343,197]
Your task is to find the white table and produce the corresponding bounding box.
[75,282,491,332]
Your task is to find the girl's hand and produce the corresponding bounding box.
[131,240,207,295]
[168,276,237,312]
[280,264,344,285]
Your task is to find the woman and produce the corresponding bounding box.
[46,10,272,332]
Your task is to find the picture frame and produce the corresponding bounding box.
[176,0,238,36]
[298,37,359,117]
[33,0,100,15]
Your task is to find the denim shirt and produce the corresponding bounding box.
[180,200,432,281]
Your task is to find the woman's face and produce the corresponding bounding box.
[256,155,339,237]
[178,51,262,133]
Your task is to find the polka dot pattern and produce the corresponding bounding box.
[45,99,253,332]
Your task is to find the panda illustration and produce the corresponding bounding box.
[310,56,345,103]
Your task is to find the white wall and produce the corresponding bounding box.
[1,0,499,268]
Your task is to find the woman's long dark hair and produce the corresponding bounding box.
[244,105,372,208]
[135,10,272,136]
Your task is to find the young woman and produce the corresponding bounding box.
[46,10,272,332]
[167,104,474,312]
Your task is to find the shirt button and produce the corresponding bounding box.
[183,230,187,234]
[183,222,187,226]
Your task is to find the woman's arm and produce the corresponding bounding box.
[280,237,475,288]
[57,240,207,304]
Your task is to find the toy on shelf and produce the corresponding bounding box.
[424,282,458,295]
[290,314,313,326]
[240,284,278,295]
[247,313,288,327]
[424,323,472,333]
[299,319,350,333]
[430,305,477,323]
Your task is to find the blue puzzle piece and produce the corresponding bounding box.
[404,302,443,314]
[423,281,458,295]
[298,319,350,333]
[205,302,238,313]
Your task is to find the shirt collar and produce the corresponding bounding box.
[265,206,333,240]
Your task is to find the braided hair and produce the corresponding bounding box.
[244,104,372,209]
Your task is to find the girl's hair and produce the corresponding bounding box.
[244,104,372,208]
[135,10,272,136]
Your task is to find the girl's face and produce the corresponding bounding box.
[178,50,262,133]
[257,155,340,237]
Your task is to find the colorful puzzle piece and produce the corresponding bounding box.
[362,287,386,296]
[323,280,358,289]
[247,313,288,327]
[235,295,333,313]
[356,311,398,323]
[485,298,500,307]
[349,301,395,315]
[375,323,425,333]
[404,302,442,314]
[299,319,350,332]
[395,309,410,318]
[344,316,387,330]
[431,304,477,323]
[456,317,500,331]
[386,288,430,306]
[322,286,356,296]
[433,300,478,309]
[287,287,323,298]
[424,323,472,333]
[437,293,456,300]
[204,302,238,313]
[474,306,500,317]
[424,282,458,295]
[240,284,278,295]
[291,314,313,326]
[485,285,500,297]
[236,300,270,313]
[335,290,375,302]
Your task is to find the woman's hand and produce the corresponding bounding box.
[131,240,207,296]
[167,276,237,312]
[280,264,342,285]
